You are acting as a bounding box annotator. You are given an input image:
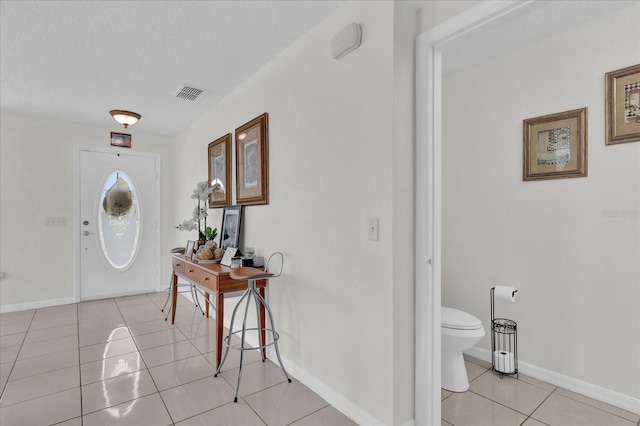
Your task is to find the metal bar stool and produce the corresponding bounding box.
[214,252,291,402]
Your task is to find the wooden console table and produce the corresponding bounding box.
[171,255,266,368]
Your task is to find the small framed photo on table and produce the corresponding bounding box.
[185,240,196,259]
[523,107,588,181]
[111,132,131,148]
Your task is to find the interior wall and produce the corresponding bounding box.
[441,3,640,399]
[0,113,177,309]
[173,1,400,423]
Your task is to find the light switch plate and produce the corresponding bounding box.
[368,218,379,241]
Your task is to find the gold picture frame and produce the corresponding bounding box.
[523,108,588,181]
[605,64,640,145]
[235,113,268,206]
[208,133,232,208]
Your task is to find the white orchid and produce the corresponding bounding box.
[177,181,218,241]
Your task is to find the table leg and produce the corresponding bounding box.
[215,292,224,369]
[205,293,210,318]
[259,286,267,360]
[171,273,178,324]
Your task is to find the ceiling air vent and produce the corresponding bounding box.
[174,84,206,101]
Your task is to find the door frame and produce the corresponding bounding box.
[414,1,528,424]
[73,145,162,302]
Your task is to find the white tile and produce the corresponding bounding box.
[140,340,200,368]
[175,399,265,426]
[0,366,79,407]
[148,355,214,391]
[220,359,290,398]
[80,337,138,364]
[80,352,146,385]
[532,393,637,426]
[23,323,78,344]
[132,327,186,350]
[82,393,172,426]
[160,376,235,422]
[9,348,79,381]
[245,381,327,426]
[0,332,25,349]
[290,405,357,426]
[29,314,77,331]
[469,370,552,415]
[441,391,527,426]
[17,334,78,360]
[79,326,131,347]
[81,370,157,414]
[0,387,81,426]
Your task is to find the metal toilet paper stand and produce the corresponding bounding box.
[490,286,518,378]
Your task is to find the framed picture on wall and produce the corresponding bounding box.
[110,132,131,148]
[523,108,588,181]
[208,133,232,208]
[219,205,243,249]
[605,64,640,145]
[235,113,269,205]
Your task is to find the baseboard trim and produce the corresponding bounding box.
[277,353,386,426]
[465,347,640,416]
[0,296,76,314]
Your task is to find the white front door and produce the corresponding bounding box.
[77,147,160,300]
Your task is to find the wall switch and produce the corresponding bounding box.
[368,218,379,241]
[45,216,68,227]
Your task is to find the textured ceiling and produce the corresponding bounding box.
[0,0,344,136]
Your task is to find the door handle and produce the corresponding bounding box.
[82,230,95,236]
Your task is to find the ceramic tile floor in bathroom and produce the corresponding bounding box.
[0,292,357,426]
[442,356,640,426]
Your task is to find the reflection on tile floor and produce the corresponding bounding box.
[0,292,356,426]
[1,293,638,426]
[442,356,640,426]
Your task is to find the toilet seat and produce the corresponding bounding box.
[442,307,482,330]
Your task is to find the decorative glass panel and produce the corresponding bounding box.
[98,171,141,270]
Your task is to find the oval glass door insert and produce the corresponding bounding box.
[98,171,141,270]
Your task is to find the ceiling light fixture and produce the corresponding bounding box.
[110,110,141,128]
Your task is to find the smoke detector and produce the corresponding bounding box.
[174,84,207,101]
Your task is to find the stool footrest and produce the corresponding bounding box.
[223,327,280,351]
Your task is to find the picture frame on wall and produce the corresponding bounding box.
[208,133,232,208]
[523,107,588,181]
[219,205,243,249]
[605,64,640,145]
[235,113,269,205]
[110,132,131,148]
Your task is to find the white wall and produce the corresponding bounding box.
[442,3,640,399]
[0,113,177,310]
[172,1,419,424]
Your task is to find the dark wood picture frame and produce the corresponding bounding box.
[523,108,588,181]
[208,133,232,208]
[219,205,243,249]
[110,132,131,148]
[235,113,268,206]
[605,64,640,145]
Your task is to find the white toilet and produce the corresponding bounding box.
[441,306,485,392]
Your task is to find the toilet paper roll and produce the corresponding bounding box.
[493,286,517,302]
[493,350,516,374]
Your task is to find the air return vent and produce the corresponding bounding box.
[174,84,206,101]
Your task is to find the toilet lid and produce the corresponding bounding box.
[442,307,483,330]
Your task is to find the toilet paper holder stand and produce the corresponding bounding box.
[490,286,519,378]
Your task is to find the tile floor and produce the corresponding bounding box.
[0,292,356,426]
[1,292,639,426]
[442,356,640,426]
